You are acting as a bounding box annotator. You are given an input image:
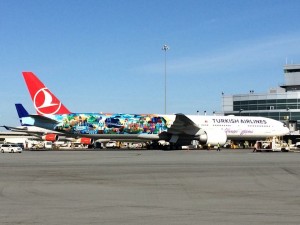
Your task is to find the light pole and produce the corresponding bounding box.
[287,108,291,120]
[239,109,243,116]
[162,44,169,114]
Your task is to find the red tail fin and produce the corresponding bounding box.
[22,72,71,115]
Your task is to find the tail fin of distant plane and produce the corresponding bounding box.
[15,103,29,118]
[22,72,71,115]
[15,103,31,126]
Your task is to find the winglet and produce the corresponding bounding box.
[22,72,71,115]
[0,125,10,130]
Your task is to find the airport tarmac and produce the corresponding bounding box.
[0,149,300,225]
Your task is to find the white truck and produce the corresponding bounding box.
[254,137,289,152]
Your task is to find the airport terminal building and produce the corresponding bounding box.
[222,64,300,132]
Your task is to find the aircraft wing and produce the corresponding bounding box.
[1,125,28,132]
[1,125,58,139]
[1,125,48,135]
[1,125,45,139]
[167,113,201,135]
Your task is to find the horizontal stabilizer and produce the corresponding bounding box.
[0,125,27,131]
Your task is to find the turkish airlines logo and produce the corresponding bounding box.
[33,88,61,115]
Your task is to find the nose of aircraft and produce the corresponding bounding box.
[282,127,290,135]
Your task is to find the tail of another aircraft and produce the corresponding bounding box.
[15,103,29,120]
[15,103,32,126]
[22,72,71,115]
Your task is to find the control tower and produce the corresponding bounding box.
[281,64,300,91]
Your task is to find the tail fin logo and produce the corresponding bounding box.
[34,88,62,115]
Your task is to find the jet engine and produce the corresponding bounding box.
[198,129,227,146]
[42,133,59,142]
[79,137,94,145]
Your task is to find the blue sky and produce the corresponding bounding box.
[1,0,300,126]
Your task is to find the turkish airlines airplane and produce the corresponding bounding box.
[17,72,289,149]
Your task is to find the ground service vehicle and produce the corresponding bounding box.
[1,144,23,153]
[254,139,290,152]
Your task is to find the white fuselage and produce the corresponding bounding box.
[183,115,289,139]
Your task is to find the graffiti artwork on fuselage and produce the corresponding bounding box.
[54,113,170,135]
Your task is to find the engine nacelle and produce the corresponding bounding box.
[80,138,94,145]
[198,129,227,146]
[42,133,58,142]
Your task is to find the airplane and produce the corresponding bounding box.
[2,104,95,145]
[16,72,289,149]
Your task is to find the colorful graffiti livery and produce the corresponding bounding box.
[55,113,170,135]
